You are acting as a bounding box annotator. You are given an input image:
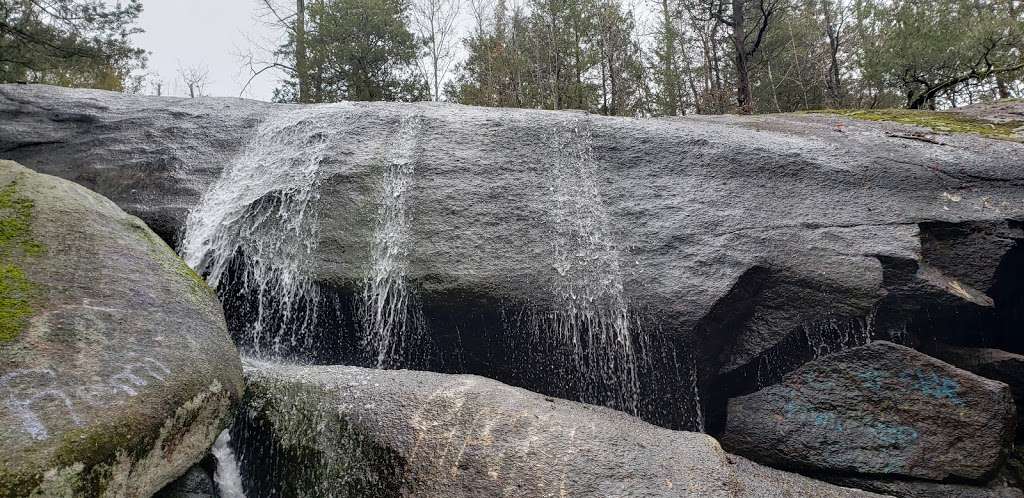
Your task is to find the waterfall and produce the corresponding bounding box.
[212,429,247,498]
[539,117,643,415]
[360,114,425,368]
[180,105,352,356]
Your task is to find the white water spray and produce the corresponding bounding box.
[540,118,642,414]
[361,114,425,367]
[180,105,353,355]
[212,429,247,498]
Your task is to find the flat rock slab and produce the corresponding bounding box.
[0,161,243,497]
[240,361,884,498]
[721,341,1015,480]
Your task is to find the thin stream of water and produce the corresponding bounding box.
[212,429,247,498]
[360,114,426,368]
[542,118,643,415]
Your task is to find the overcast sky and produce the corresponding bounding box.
[134,0,285,101]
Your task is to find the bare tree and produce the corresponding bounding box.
[178,64,210,98]
[148,71,164,96]
[239,0,302,99]
[820,0,848,107]
[294,0,309,102]
[707,0,782,112]
[411,0,463,100]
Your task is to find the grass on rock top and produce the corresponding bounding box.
[0,180,44,342]
[811,108,1024,141]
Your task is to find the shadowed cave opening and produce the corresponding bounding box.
[214,250,704,432]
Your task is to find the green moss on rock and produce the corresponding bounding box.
[0,180,44,342]
[811,108,1024,141]
[0,264,35,342]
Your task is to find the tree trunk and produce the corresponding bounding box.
[296,0,309,103]
[660,0,679,115]
[432,13,441,101]
[731,0,752,113]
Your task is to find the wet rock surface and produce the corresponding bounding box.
[721,341,1015,481]
[0,160,243,496]
[3,86,1022,432]
[0,85,268,243]
[239,360,884,498]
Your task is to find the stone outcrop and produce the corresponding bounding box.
[2,85,1022,431]
[238,360,884,498]
[0,160,243,497]
[721,341,1015,481]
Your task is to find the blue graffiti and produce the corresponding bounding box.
[872,423,919,446]
[782,399,920,449]
[900,369,963,405]
[856,369,886,391]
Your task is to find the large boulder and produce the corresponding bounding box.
[238,360,883,498]
[721,341,1015,481]
[0,160,244,497]
[3,85,1023,430]
[0,85,269,242]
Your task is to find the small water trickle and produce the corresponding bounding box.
[536,117,643,415]
[180,105,353,356]
[212,429,247,498]
[360,114,426,368]
[804,310,875,359]
[686,351,705,433]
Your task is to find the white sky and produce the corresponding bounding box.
[133,0,286,100]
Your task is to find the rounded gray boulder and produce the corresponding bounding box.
[0,160,243,497]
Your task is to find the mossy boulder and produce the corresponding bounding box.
[0,160,243,497]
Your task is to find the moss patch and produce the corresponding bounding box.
[0,180,44,342]
[0,264,35,342]
[810,108,1024,142]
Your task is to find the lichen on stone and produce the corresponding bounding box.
[0,179,44,342]
[811,108,1024,142]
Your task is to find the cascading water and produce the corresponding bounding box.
[359,114,426,368]
[180,105,352,356]
[535,117,644,415]
[212,429,247,498]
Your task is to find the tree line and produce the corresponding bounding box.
[4,0,1022,115]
